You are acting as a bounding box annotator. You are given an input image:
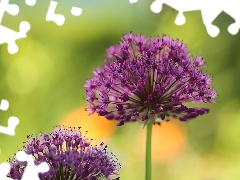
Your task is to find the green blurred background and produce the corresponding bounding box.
[1,0,240,179]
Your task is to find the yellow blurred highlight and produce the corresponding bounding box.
[7,58,39,94]
[136,120,187,164]
[2,37,53,92]
[60,107,118,145]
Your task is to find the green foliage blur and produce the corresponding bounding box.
[1,0,240,179]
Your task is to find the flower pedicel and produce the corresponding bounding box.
[84,32,217,127]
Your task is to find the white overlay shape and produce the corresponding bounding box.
[0,151,49,180]
[0,100,9,111]
[0,99,19,136]
[71,6,82,16]
[0,116,19,136]
[16,151,49,180]
[25,0,37,6]
[0,162,13,180]
[0,0,30,54]
[150,0,240,37]
[46,0,65,26]
[130,0,138,4]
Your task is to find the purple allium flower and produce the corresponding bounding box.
[84,32,217,127]
[7,126,120,180]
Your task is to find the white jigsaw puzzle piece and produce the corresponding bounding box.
[0,100,9,111]
[25,0,37,6]
[0,0,19,24]
[223,0,240,35]
[0,99,19,136]
[0,21,30,54]
[0,151,49,180]
[46,0,65,26]
[0,116,19,136]
[150,0,240,37]
[16,151,49,180]
[0,0,31,54]
[129,0,138,4]
[71,6,82,16]
[0,162,14,180]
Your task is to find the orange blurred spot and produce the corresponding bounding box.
[136,119,187,164]
[60,107,117,145]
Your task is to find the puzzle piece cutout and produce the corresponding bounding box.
[0,0,31,54]
[25,0,37,6]
[129,0,138,4]
[0,116,19,136]
[0,0,83,53]
[0,21,30,54]
[0,0,19,23]
[46,0,65,26]
[0,151,49,180]
[16,151,49,180]
[0,100,9,111]
[0,162,13,180]
[150,0,240,37]
[46,0,82,26]
[71,6,82,16]
[0,99,19,136]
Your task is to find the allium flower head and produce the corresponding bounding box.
[84,32,217,127]
[8,126,120,180]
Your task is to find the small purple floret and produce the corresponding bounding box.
[84,32,217,126]
[7,126,121,180]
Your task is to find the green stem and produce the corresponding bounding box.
[145,121,152,180]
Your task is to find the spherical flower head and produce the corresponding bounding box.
[84,32,217,127]
[7,126,121,180]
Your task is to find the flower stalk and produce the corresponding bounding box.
[145,120,153,180]
[84,32,217,180]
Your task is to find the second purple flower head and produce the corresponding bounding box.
[84,32,217,127]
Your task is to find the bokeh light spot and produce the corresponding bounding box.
[7,58,39,94]
[60,107,117,145]
[136,119,187,164]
